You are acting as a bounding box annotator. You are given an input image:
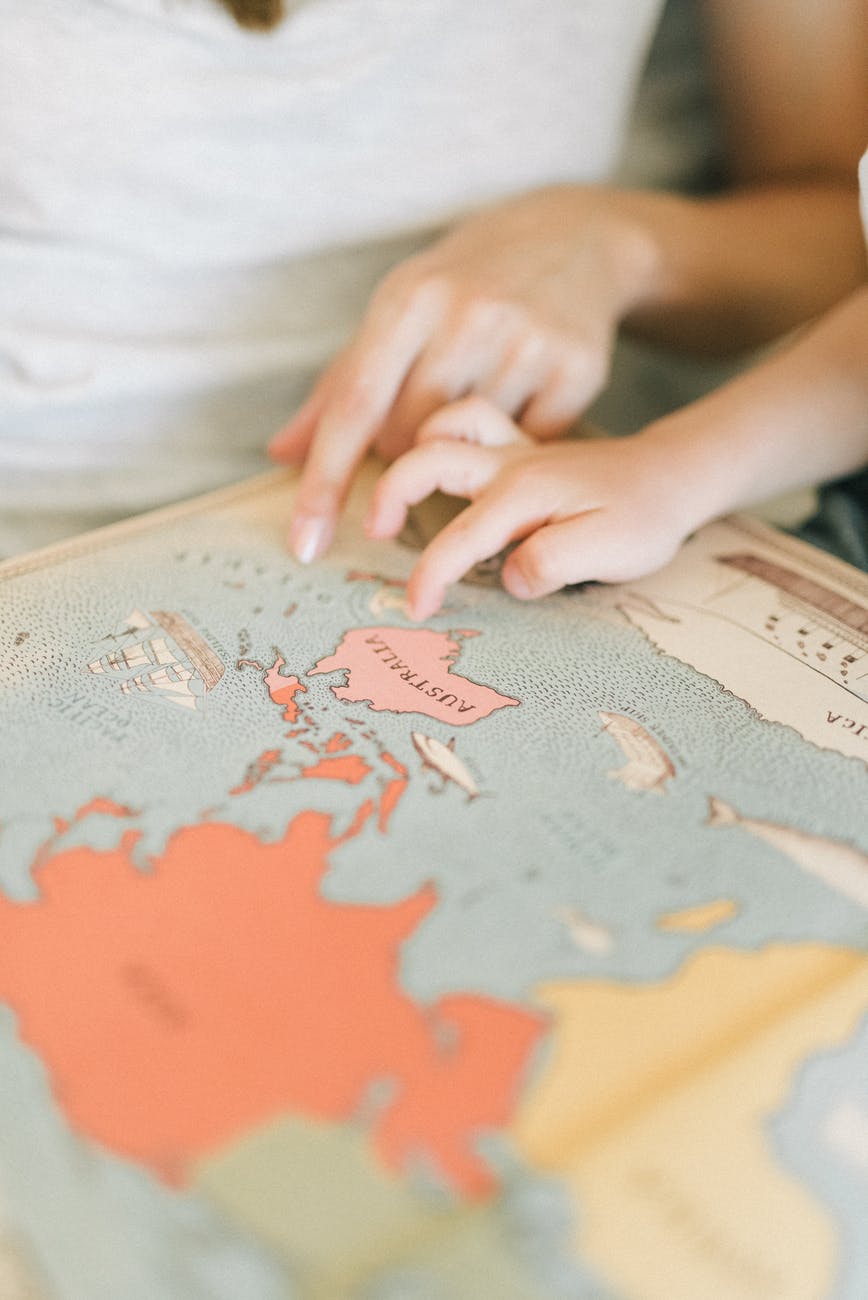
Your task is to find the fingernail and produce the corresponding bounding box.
[507,571,532,600]
[290,516,328,564]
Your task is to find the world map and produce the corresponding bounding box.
[0,464,866,1300]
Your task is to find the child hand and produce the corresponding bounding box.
[363,396,700,620]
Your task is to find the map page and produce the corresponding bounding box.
[0,463,866,1300]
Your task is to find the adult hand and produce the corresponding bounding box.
[268,187,660,563]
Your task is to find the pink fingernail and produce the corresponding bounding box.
[290,517,328,564]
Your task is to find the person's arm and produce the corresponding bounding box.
[644,282,868,528]
[363,286,868,619]
[624,0,868,351]
[272,0,868,562]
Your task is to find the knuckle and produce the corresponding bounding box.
[515,329,549,366]
[515,533,559,589]
[370,262,450,325]
[459,295,503,335]
[564,345,608,399]
[453,393,494,423]
[488,297,528,332]
[406,270,453,318]
[373,258,422,304]
[333,376,379,426]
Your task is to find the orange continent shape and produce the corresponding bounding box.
[0,808,542,1196]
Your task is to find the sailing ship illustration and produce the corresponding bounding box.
[86,609,224,713]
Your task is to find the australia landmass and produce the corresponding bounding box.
[308,627,519,726]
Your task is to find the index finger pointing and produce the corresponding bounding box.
[406,475,550,620]
[290,287,443,562]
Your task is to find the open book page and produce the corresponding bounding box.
[0,462,866,1300]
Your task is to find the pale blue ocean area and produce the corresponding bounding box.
[771,1014,868,1300]
[2,512,866,998]
[1,502,867,1298]
[0,1013,289,1300]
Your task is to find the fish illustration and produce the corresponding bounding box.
[555,905,614,955]
[411,733,480,800]
[707,797,868,910]
[599,712,676,793]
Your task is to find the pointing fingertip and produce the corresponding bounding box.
[405,581,440,623]
[502,562,533,601]
[406,599,430,623]
[289,516,330,564]
[507,576,532,600]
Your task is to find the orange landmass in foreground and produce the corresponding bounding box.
[0,809,542,1196]
[309,627,519,726]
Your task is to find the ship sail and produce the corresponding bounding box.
[149,637,177,666]
[86,607,224,713]
[118,663,201,711]
[119,642,152,669]
[126,609,152,632]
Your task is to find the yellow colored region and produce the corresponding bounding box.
[657,898,739,933]
[511,944,868,1300]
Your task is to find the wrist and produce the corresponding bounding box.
[632,413,755,535]
[572,187,675,320]
[590,197,670,320]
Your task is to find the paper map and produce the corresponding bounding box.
[0,463,866,1300]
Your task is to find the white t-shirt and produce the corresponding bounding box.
[1,0,667,552]
[860,150,868,247]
